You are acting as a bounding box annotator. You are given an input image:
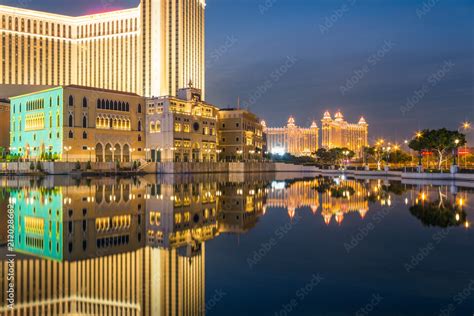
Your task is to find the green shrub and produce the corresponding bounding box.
[86,161,92,170]
[29,162,35,171]
[36,161,43,171]
[75,161,81,170]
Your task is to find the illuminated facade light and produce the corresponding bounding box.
[0,0,206,98]
[321,111,368,157]
[264,116,319,157]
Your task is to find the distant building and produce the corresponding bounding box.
[262,116,319,157]
[217,109,264,161]
[321,111,368,157]
[146,86,219,163]
[0,99,9,150]
[9,86,145,162]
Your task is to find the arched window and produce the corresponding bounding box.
[97,99,101,109]
[118,102,122,111]
[156,121,161,132]
[138,120,142,131]
[83,131,88,139]
[69,130,74,139]
[102,99,105,109]
[83,97,88,108]
[126,103,129,112]
[114,101,118,111]
[68,114,73,127]
[83,116,87,128]
[68,95,74,106]
[138,104,142,113]
[106,100,110,110]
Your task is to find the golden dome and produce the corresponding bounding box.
[358,117,367,125]
[310,121,318,129]
[323,111,331,120]
[334,111,344,121]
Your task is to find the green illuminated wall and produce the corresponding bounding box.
[9,87,64,159]
[11,188,64,261]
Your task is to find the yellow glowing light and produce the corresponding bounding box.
[415,131,423,138]
[459,198,464,207]
[455,213,460,222]
[465,221,470,229]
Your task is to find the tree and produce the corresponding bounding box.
[386,150,412,165]
[409,129,466,170]
[364,146,384,170]
[314,148,354,166]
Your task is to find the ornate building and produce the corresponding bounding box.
[321,111,368,157]
[262,117,319,157]
[0,0,206,98]
[146,86,219,163]
[9,85,146,162]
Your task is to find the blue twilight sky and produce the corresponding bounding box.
[1,0,473,142]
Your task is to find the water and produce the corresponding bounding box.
[0,174,472,316]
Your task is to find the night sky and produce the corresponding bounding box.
[1,0,473,143]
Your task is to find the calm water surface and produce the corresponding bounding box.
[0,174,472,316]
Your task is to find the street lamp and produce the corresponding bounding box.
[460,121,471,168]
[236,149,243,162]
[64,146,72,162]
[130,148,136,170]
[87,147,95,162]
[453,139,460,166]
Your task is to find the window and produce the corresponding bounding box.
[82,97,87,108]
[97,99,101,109]
[138,104,142,113]
[69,130,74,138]
[68,115,73,127]
[83,131,87,139]
[68,95,74,106]
[82,116,87,128]
[138,120,142,131]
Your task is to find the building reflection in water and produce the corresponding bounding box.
[0,176,470,315]
[266,177,369,225]
[0,175,269,315]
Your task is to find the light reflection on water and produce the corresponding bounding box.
[0,174,472,315]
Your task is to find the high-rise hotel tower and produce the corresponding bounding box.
[0,0,206,98]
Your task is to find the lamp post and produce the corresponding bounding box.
[87,147,94,162]
[460,121,471,168]
[63,146,72,162]
[144,148,151,162]
[130,148,136,170]
[236,149,243,162]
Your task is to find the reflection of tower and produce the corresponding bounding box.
[0,246,205,315]
[265,179,320,218]
[320,180,369,225]
[218,181,267,234]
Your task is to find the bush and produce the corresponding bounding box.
[29,162,35,171]
[133,161,138,170]
[86,161,92,170]
[36,161,43,171]
[75,161,81,170]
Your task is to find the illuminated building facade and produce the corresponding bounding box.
[263,117,319,157]
[146,86,219,162]
[0,99,9,149]
[9,85,145,161]
[217,109,264,161]
[321,111,368,157]
[0,0,206,98]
